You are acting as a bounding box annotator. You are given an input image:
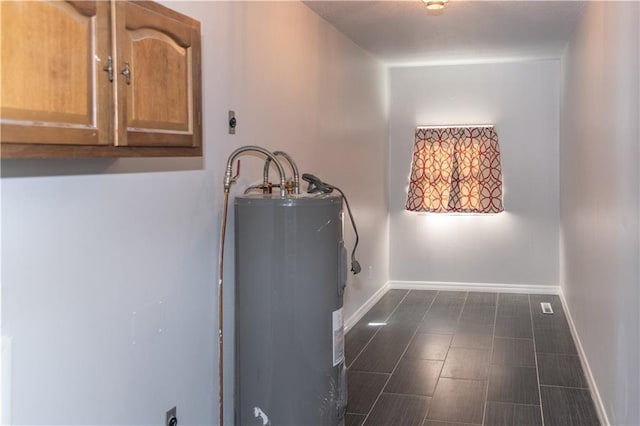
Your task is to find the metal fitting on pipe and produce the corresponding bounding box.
[263,150,300,195]
[224,145,287,197]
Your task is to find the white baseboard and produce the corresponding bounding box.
[558,289,610,426]
[389,280,560,295]
[344,282,390,333]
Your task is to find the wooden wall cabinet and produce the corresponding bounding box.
[0,1,202,158]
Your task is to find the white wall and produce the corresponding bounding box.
[388,61,560,287]
[0,2,388,424]
[560,2,640,425]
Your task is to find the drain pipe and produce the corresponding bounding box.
[263,150,300,195]
[218,146,287,426]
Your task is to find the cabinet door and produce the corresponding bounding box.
[114,1,201,148]
[0,1,111,148]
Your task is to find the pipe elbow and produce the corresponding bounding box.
[273,150,300,195]
[224,146,287,197]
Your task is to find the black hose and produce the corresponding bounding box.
[332,186,362,274]
[302,173,361,274]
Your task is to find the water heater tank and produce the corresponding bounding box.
[234,194,347,426]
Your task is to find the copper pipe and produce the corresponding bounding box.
[218,190,230,426]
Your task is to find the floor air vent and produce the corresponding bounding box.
[540,302,554,315]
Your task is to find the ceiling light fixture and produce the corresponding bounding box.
[423,0,448,11]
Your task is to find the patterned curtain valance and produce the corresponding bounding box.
[405,126,503,213]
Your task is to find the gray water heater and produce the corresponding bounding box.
[234,194,347,426]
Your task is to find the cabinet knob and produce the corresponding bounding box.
[103,56,113,82]
[120,61,131,85]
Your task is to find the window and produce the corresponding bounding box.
[405,126,503,213]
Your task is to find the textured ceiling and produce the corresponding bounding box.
[304,1,586,66]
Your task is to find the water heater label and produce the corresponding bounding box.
[332,308,344,367]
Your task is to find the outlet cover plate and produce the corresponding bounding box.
[166,406,177,426]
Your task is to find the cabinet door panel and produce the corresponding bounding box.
[128,29,189,131]
[115,1,201,148]
[0,0,111,146]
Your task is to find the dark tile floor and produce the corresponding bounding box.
[344,290,601,426]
